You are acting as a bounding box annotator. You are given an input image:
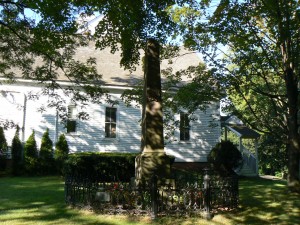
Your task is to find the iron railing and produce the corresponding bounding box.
[65,169,238,219]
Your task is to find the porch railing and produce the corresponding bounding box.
[241,145,257,174]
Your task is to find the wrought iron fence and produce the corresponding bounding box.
[65,169,238,218]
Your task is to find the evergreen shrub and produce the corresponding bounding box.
[54,134,69,175]
[0,127,7,171]
[207,140,243,175]
[11,127,24,175]
[64,153,138,182]
[24,131,39,175]
[40,128,54,175]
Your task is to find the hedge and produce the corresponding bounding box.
[64,153,138,182]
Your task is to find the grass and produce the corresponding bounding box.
[0,176,299,225]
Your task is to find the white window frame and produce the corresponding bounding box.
[66,105,77,133]
[104,107,117,138]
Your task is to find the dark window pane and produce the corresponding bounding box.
[67,120,76,133]
[180,113,190,141]
[105,123,110,137]
[105,107,117,138]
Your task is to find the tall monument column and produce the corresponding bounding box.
[135,39,172,184]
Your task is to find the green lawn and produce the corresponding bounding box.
[0,176,299,225]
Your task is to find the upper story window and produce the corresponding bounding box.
[105,107,117,138]
[180,112,190,141]
[67,105,76,133]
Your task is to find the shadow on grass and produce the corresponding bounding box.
[221,177,300,225]
[0,176,123,225]
[1,176,299,225]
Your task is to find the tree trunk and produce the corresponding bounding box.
[285,67,300,192]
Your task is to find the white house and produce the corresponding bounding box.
[0,43,221,163]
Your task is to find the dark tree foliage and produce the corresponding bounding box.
[40,128,55,175]
[208,140,243,176]
[24,130,38,174]
[54,134,69,175]
[259,135,288,176]
[11,126,23,175]
[0,0,106,126]
[0,127,7,171]
[40,129,53,160]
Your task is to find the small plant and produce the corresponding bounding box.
[0,127,8,171]
[24,130,39,175]
[54,134,69,175]
[40,128,54,174]
[207,140,243,175]
[11,126,24,175]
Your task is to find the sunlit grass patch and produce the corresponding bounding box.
[0,176,299,225]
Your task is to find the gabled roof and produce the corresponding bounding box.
[227,124,260,139]
[222,115,260,139]
[72,42,201,86]
[3,42,202,87]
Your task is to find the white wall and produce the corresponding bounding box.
[0,83,220,162]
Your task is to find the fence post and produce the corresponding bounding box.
[151,174,158,220]
[203,168,212,220]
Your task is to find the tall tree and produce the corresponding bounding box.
[172,0,300,191]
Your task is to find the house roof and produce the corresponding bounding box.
[3,42,202,87]
[222,115,260,139]
[72,42,202,86]
[226,124,260,139]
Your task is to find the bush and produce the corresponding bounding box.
[0,127,8,171]
[24,130,39,175]
[64,153,138,182]
[40,129,55,175]
[207,140,243,175]
[54,134,69,175]
[11,127,24,175]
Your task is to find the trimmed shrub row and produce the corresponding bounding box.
[64,153,138,182]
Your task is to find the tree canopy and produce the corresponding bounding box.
[1,0,299,191]
[173,0,300,190]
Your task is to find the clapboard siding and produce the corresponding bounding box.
[0,84,220,162]
[165,102,220,162]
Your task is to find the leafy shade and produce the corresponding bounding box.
[171,0,300,191]
[0,0,106,126]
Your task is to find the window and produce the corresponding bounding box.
[105,107,117,138]
[67,105,76,133]
[180,112,190,141]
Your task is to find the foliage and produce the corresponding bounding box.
[24,130,39,175]
[0,127,7,153]
[40,129,53,159]
[0,127,8,171]
[207,140,243,175]
[11,126,23,175]
[39,128,55,175]
[258,135,288,176]
[169,0,300,191]
[0,0,106,126]
[54,134,69,175]
[64,153,138,182]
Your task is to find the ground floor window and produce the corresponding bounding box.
[67,105,76,133]
[105,107,117,138]
[180,112,190,141]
